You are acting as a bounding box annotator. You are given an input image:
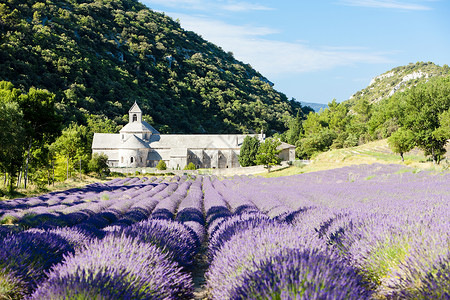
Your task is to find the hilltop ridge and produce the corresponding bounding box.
[348,62,450,105]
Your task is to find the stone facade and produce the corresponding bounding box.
[92,103,295,169]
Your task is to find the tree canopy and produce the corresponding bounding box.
[238,136,260,167]
[256,138,281,171]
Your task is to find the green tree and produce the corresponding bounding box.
[88,153,110,177]
[18,88,61,188]
[184,162,196,170]
[156,160,167,170]
[387,128,415,162]
[285,108,305,145]
[238,136,260,167]
[0,101,25,192]
[256,138,281,171]
[296,128,337,159]
[402,77,450,164]
[433,110,450,141]
[50,123,90,180]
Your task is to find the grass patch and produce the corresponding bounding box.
[260,139,449,178]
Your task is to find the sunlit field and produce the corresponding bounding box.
[0,163,449,299]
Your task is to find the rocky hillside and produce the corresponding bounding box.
[349,62,450,105]
[0,0,309,133]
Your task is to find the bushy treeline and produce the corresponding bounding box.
[0,0,309,134]
[279,76,450,163]
[0,81,109,193]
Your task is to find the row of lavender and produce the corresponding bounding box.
[215,164,450,299]
[0,163,449,299]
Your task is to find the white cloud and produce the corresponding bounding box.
[174,14,393,76]
[338,0,433,10]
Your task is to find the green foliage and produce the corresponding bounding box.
[50,123,90,180]
[362,239,410,286]
[388,128,415,162]
[0,0,304,134]
[184,162,196,170]
[0,84,26,191]
[156,160,167,170]
[238,136,260,167]
[53,154,75,181]
[296,128,337,159]
[432,109,450,141]
[256,138,281,171]
[401,77,450,164]
[88,153,110,177]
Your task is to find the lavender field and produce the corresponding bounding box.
[0,163,449,299]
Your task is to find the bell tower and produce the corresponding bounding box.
[129,101,142,123]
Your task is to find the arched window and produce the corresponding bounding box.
[130,157,134,163]
[132,114,137,122]
[121,157,124,163]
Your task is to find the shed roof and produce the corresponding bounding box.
[278,141,295,150]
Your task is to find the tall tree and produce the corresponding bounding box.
[50,123,89,180]
[285,108,305,146]
[387,128,415,162]
[256,138,281,172]
[402,77,450,164]
[18,88,61,188]
[0,101,25,192]
[238,136,260,167]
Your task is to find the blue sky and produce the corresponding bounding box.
[140,0,450,104]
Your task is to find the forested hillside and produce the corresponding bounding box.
[278,64,450,163]
[0,0,309,134]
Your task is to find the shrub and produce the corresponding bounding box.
[184,162,196,170]
[156,160,167,170]
[88,153,110,177]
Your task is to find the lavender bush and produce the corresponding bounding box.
[32,234,193,299]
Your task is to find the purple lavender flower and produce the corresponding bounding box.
[0,230,75,297]
[231,248,371,300]
[111,218,200,268]
[206,223,330,299]
[208,212,273,260]
[32,234,193,299]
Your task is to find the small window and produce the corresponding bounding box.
[132,114,137,122]
[130,157,134,163]
[121,157,124,163]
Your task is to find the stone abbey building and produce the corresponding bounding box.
[92,103,295,169]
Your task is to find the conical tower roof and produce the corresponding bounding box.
[129,101,142,113]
